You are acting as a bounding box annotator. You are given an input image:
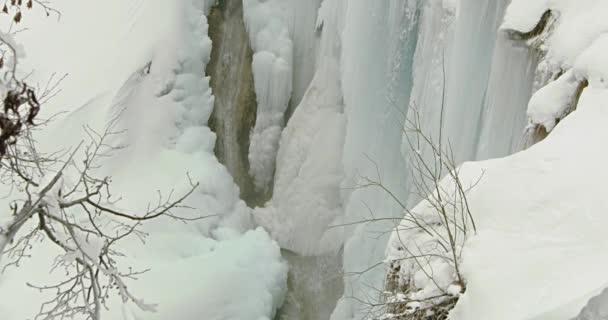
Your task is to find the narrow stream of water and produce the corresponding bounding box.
[276,250,344,320]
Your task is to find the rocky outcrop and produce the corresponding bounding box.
[206,0,267,207]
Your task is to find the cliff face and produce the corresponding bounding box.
[206,0,263,207]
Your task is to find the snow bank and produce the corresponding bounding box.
[502,0,608,76]
[452,87,608,320]
[573,287,608,320]
[501,0,550,34]
[0,0,287,319]
[243,0,294,191]
[288,0,323,108]
[388,26,608,320]
[105,228,287,320]
[527,70,583,132]
[387,86,608,320]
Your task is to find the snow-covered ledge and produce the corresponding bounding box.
[383,1,608,319]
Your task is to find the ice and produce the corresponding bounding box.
[450,87,608,320]
[387,2,608,318]
[501,0,550,34]
[387,85,608,319]
[527,70,583,132]
[243,0,294,191]
[254,0,345,257]
[3,0,608,319]
[331,1,419,319]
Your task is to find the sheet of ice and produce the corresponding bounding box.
[243,0,294,191]
[404,0,523,174]
[475,30,539,159]
[450,87,608,320]
[331,1,419,319]
[0,227,287,320]
[388,9,608,318]
[287,0,323,109]
[254,0,345,257]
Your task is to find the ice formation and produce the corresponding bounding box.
[1,0,608,319]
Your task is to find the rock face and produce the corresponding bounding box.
[573,288,608,320]
[206,0,265,207]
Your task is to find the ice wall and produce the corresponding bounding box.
[287,0,323,112]
[248,0,539,318]
[334,0,539,318]
[476,31,539,159]
[254,0,346,257]
[403,0,537,176]
[206,0,261,206]
[332,1,420,319]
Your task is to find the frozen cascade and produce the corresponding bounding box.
[207,1,343,319]
[0,0,552,319]
[335,0,541,319]
[204,0,542,319]
[402,0,538,172]
[475,30,540,159]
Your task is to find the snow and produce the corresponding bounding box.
[451,86,608,319]
[502,0,608,76]
[243,0,294,191]
[0,0,287,319]
[331,1,419,319]
[527,70,582,132]
[289,0,323,108]
[501,0,549,34]
[387,3,608,317]
[4,0,608,319]
[573,287,608,320]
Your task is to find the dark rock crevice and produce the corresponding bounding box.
[206,0,268,207]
